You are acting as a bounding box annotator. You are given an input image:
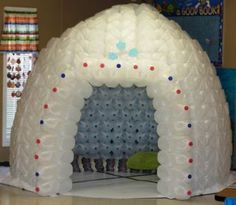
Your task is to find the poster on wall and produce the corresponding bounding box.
[154,0,224,66]
[154,0,223,16]
[3,53,37,146]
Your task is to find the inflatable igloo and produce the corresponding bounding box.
[7,3,234,199]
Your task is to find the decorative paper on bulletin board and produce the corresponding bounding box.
[154,0,223,66]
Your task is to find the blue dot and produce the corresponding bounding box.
[40,120,44,125]
[61,73,65,78]
[108,52,118,60]
[188,123,192,128]
[168,76,173,81]
[35,172,40,177]
[128,48,138,57]
[116,64,121,68]
[188,174,192,179]
[116,41,126,50]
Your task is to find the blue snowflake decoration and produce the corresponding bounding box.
[108,41,139,61]
[108,52,118,60]
[128,48,138,57]
[116,41,126,50]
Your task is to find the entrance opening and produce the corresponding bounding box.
[71,85,159,196]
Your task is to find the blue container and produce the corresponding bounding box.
[225,197,236,205]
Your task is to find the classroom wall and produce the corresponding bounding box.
[61,0,131,31]
[223,0,236,68]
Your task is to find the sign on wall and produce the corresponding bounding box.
[154,0,224,66]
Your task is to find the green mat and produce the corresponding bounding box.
[127,151,159,170]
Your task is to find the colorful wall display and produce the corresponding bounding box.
[0,7,39,52]
[154,0,223,66]
[154,0,222,16]
[2,53,37,146]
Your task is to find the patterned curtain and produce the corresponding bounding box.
[0,7,39,52]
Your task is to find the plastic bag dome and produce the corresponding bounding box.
[8,3,234,199]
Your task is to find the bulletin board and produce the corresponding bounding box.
[154,0,223,67]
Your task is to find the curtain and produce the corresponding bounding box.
[0,7,39,52]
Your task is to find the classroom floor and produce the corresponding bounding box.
[0,184,223,205]
[67,171,161,198]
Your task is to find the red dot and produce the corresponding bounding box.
[35,187,40,192]
[188,158,193,163]
[34,154,39,160]
[188,141,193,147]
[100,63,105,68]
[133,64,138,69]
[187,190,192,196]
[36,139,41,144]
[176,89,181,94]
[184,106,189,111]
[44,104,48,109]
[83,62,88,68]
[149,66,155,71]
[52,87,58,93]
